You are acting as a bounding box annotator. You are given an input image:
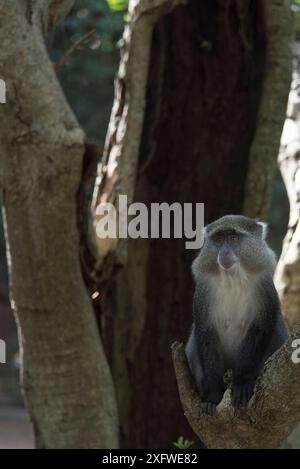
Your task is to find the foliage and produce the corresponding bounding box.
[173,436,194,449]
[292,0,300,38]
[106,0,128,11]
[48,0,126,144]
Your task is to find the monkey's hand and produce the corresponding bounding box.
[232,380,255,408]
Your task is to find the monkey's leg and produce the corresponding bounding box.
[232,323,272,409]
[200,374,225,416]
[195,329,225,416]
[186,328,225,416]
[232,316,289,408]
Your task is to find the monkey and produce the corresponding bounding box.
[185,215,289,416]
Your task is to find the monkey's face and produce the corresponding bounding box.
[197,216,275,276]
[210,229,240,271]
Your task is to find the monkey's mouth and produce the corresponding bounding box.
[218,263,238,272]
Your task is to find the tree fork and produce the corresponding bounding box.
[172,322,300,449]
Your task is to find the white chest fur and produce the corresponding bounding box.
[208,266,257,358]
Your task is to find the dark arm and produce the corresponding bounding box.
[193,281,225,414]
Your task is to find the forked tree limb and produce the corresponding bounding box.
[172,321,300,449]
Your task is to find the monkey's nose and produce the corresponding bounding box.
[217,250,238,270]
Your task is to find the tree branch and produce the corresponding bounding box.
[243,0,292,219]
[90,0,186,286]
[54,30,97,70]
[172,322,300,448]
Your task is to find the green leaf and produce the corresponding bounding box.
[173,436,194,449]
[106,0,128,11]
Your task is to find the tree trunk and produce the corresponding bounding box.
[275,43,300,329]
[274,42,300,449]
[0,1,118,448]
[91,0,292,447]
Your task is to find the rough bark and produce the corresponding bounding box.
[172,322,300,449]
[273,43,300,449]
[90,0,186,284]
[0,1,118,448]
[243,0,292,219]
[275,43,300,329]
[89,0,292,448]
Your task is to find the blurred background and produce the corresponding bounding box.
[0,0,297,448]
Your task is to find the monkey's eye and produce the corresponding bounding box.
[228,231,240,242]
[211,232,224,245]
[230,233,239,241]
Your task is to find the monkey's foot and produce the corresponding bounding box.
[201,402,217,416]
[232,381,255,408]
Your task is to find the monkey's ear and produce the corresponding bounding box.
[256,221,268,239]
[203,226,210,243]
